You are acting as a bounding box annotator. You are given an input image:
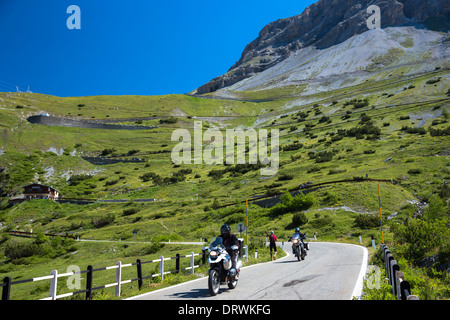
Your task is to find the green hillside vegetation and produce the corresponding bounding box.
[0,66,449,299]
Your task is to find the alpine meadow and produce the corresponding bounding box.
[0,0,449,300]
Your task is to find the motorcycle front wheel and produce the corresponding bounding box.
[295,248,301,261]
[208,269,220,296]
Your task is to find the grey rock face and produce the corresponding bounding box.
[196,0,449,94]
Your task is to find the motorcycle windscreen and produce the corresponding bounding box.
[291,233,301,240]
[209,237,224,249]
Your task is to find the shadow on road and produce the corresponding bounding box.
[170,288,211,299]
[274,259,304,264]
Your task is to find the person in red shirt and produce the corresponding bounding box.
[268,230,277,260]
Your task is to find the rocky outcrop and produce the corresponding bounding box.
[196,0,450,94]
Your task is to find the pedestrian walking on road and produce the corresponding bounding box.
[268,230,277,260]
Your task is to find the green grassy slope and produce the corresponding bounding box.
[0,67,449,299]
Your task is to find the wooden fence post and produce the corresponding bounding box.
[176,254,180,274]
[85,265,93,300]
[2,277,11,301]
[136,259,143,290]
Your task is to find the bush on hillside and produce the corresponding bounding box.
[92,213,116,228]
[354,214,380,229]
[270,192,315,217]
[392,219,445,265]
[292,212,308,227]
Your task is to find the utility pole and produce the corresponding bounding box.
[246,199,249,246]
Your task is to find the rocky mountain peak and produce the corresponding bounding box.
[196,0,449,95]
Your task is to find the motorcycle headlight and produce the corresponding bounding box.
[293,239,299,244]
[210,251,218,257]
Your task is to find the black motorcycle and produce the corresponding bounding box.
[206,237,241,296]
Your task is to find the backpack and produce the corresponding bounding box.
[269,234,277,244]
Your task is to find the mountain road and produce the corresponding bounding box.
[128,242,368,300]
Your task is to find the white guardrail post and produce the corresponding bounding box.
[49,270,58,300]
[190,252,195,275]
[115,261,122,298]
[159,256,164,281]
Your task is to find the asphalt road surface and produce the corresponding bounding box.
[128,242,368,300]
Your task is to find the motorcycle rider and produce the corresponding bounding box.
[219,224,240,277]
[289,228,306,255]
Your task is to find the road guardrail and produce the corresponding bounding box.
[380,244,419,300]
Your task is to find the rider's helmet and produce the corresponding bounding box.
[220,224,231,237]
[295,227,300,233]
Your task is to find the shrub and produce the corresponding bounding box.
[69,174,92,186]
[307,165,321,173]
[323,191,339,205]
[144,241,165,255]
[429,126,450,136]
[92,213,116,228]
[105,179,119,186]
[4,240,42,260]
[127,149,140,155]
[100,148,116,156]
[328,168,346,175]
[345,122,381,138]
[270,192,315,217]
[401,126,426,135]
[313,150,334,163]
[278,173,294,181]
[212,198,220,210]
[292,212,308,226]
[425,77,441,84]
[318,115,330,123]
[159,117,178,124]
[392,219,444,265]
[281,142,303,152]
[354,214,379,229]
[344,98,370,109]
[123,207,140,216]
[208,169,223,180]
[310,215,333,228]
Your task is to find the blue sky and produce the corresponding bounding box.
[0,0,316,97]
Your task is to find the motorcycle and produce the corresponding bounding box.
[291,233,306,261]
[207,237,241,296]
